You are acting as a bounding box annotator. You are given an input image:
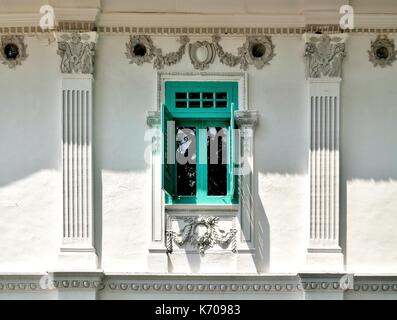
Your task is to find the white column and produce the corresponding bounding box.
[304,33,347,271]
[146,111,168,272]
[235,110,258,249]
[56,32,98,269]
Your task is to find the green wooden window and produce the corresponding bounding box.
[162,81,238,204]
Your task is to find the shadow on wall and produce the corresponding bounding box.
[339,78,397,267]
[254,184,270,273]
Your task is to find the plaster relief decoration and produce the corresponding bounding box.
[56,32,97,74]
[212,35,275,70]
[188,41,217,70]
[368,35,397,67]
[166,216,237,254]
[304,34,346,78]
[0,35,28,69]
[125,35,190,69]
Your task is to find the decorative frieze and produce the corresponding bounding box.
[3,273,396,296]
[304,34,346,78]
[126,34,274,70]
[166,216,237,254]
[0,35,27,69]
[125,35,189,69]
[368,35,397,67]
[56,32,97,74]
[212,35,275,70]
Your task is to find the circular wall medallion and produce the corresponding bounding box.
[375,46,389,60]
[133,43,147,57]
[125,35,155,65]
[368,35,397,67]
[0,35,28,69]
[188,41,216,70]
[4,43,19,60]
[245,36,275,69]
[251,43,266,58]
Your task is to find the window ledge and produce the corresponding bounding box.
[165,204,240,212]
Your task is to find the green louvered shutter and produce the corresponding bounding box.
[161,104,175,198]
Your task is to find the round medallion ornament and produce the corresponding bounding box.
[245,36,275,69]
[188,41,216,70]
[368,35,397,67]
[125,35,155,65]
[4,43,19,60]
[0,35,28,69]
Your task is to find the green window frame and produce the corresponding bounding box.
[162,81,239,205]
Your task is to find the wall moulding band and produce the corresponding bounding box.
[1,26,397,37]
[1,273,397,295]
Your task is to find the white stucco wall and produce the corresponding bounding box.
[0,33,396,277]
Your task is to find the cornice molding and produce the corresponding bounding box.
[1,272,397,294]
[0,12,397,35]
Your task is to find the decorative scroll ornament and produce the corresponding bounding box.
[368,35,397,67]
[304,34,346,78]
[125,35,189,69]
[56,32,96,74]
[0,35,28,69]
[166,216,237,254]
[212,35,275,70]
[188,41,216,70]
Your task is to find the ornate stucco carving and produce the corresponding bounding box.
[304,34,347,78]
[125,35,156,65]
[166,216,237,254]
[125,35,189,69]
[212,35,275,70]
[188,41,216,70]
[56,32,97,74]
[0,35,28,69]
[368,35,397,67]
[235,110,259,128]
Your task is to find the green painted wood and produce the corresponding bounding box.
[163,81,239,204]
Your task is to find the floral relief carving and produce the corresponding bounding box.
[304,34,346,78]
[125,35,190,69]
[166,216,237,254]
[57,32,96,74]
[212,35,275,70]
[0,35,28,69]
[368,35,397,67]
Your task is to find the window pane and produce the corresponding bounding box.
[176,127,196,196]
[203,100,213,108]
[176,92,187,99]
[176,100,188,108]
[189,100,200,108]
[216,92,227,99]
[203,92,213,99]
[207,127,227,196]
[189,92,200,99]
[216,100,227,108]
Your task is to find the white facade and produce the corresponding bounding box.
[0,0,396,300]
